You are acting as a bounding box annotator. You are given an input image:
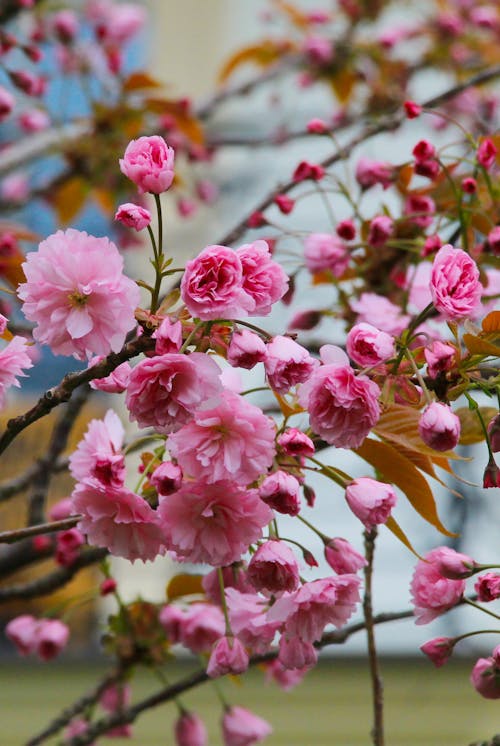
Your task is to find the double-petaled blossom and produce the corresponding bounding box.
[433,546,477,579]
[424,340,456,379]
[178,604,225,654]
[149,461,183,496]
[410,548,466,624]
[418,403,461,452]
[346,323,395,368]
[168,391,276,485]
[247,541,300,596]
[324,538,367,574]
[119,135,174,193]
[0,336,33,409]
[278,636,317,670]
[470,646,500,699]
[174,712,208,746]
[258,471,301,516]
[475,573,500,602]
[221,706,272,746]
[303,233,349,276]
[207,636,249,678]
[264,335,318,394]
[429,245,482,320]
[69,409,125,489]
[225,589,280,654]
[227,329,267,369]
[277,428,315,458]
[157,480,272,566]
[89,357,131,393]
[345,478,397,529]
[236,240,288,316]
[18,229,139,359]
[114,202,151,231]
[351,293,410,336]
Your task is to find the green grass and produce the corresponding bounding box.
[1,659,498,745]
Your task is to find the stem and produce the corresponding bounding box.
[364,527,384,746]
[154,194,163,256]
[462,597,500,622]
[405,348,432,405]
[217,567,232,636]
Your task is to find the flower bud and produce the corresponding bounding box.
[278,636,317,670]
[418,403,460,452]
[434,546,476,579]
[258,471,301,516]
[277,428,315,458]
[420,637,454,667]
[115,202,151,231]
[324,537,367,574]
[345,477,397,529]
[475,573,500,602]
[247,540,300,595]
[227,329,266,370]
[150,462,183,496]
[207,636,249,678]
[35,619,69,661]
[174,711,208,746]
[487,414,500,452]
[404,100,422,119]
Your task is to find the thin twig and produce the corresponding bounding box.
[0,456,68,503]
[364,527,384,746]
[0,516,80,544]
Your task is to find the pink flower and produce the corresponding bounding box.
[100,683,131,712]
[274,194,295,214]
[150,462,183,496]
[1,172,29,203]
[355,158,395,190]
[115,202,151,231]
[179,603,225,654]
[69,409,125,489]
[120,135,174,193]
[410,548,466,624]
[424,341,456,379]
[345,477,397,529]
[404,100,422,118]
[0,336,33,408]
[429,245,482,320]
[420,637,455,667]
[247,541,300,595]
[418,403,461,452]
[477,138,497,170]
[49,498,74,521]
[474,573,500,602]
[264,335,318,394]
[152,317,182,355]
[222,706,272,746]
[304,233,349,276]
[168,391,275,485]
[488,226,500,255]
[277,428,315,458]
[470,648,500,699]
[306,118,327,134]
[18,229,139,360]
[278,636,317,670]
[202,565,253,605]
[350,293,410,335]
[258,471,301,516]
[413,139,436,162]
[52,9,79,41]
[157,480,272,566]
[268,576,361,641]
[227,329,267,369]
[175,712,208,746]
[226,589,279,654]
[265,659,309,690]
[299,362,380,448]
[236,240,288,316]
[159,605,186,645]
[433,546,476,579]
[181,245,252,320]
[292,160,325,182]
[337,219,356,240]
[346,323,395,368]
[367,215,394,248]
[55,528,84,567]
[404,195,435,228]
[0,85,15,121]
[126,352,222,433]
[5,615,38,656]
[71,480,165,562]
[65,719,92,742]
[35,619,69,661]
[196,179,218,204]
[207,636,249,678]
[89,357,131,393]
[90,0,146,44]
[324,537,367,574]
[303,35,334,64]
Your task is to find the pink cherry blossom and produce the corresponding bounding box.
[168,391,275,485]
[0,85,15,121]
[350,293,410,335]
[69,409,125,489]
[225,589,280,654]
[179,603,225,654]
[126,352,222,433]
[470,647,500,699]
[474,573,500,602]
[410,548,466,624]
[433,546,476,579]
[150,462,183,496]
[35,619,70,661]
[89,0,146,44]
[264,335,318,394]
[1,172,29,203]
[227,329,267,369]
[278,636,317,670]
[420,637,454,667]
[119,135,174,193]
[175,712,208,746]
[418,403,461,452]
[247,540,300,595]
[277,428,315,458]
[159,605,186,645]
[424,341,456,379]
[430,245,482,320]
[265,659,309,690]
[55,528,84,567]
[5,615,38,656]
[207,635,249,678]
[367,216,394,248]
[324,537,367,574]
[404,194,435,228]
[346,323,395,368]
[477,138,497,170]
[71,479,165,562]
[355,158,395,190]
[115,202,151,231]
[236,240,288,315]
[258,471,301,516]
[303,233,349,276]
[100,683,131,712]
[158,480,272,566]
[152,317,182,355]
[345,477,397,529]
[0,336,33,408]
[88,357,131,393]
[222,706,272,746]
[18,229,139,360]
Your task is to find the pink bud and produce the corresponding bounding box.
[174,711,208,746]
[336,219,356,240]
[227,329,266,370]
[412,139,435,162]
[19,108,50,132]
[367,215,394,248]
[345,477,397,529]
[404,194,436,228]
[222,706,272,746]
[55,528,84,567]
[356,158,395,190]
[35,619,69,661]
[0,85,15,121]
[324,537,367,574]
[150,461,183,496]
[483,457,500,489]
[302,548,318,567]
[346,322,395,367]
[52,10,79,43]
[100,578,117,596]
[422,234,441,257]
[303,35,334,65]
[100,683,131,712]
[307,118,327,134]
[259,470,301,516]
[424,340,456,379]
[277,428,315,458]
[48,497,74,521]
[195,179,218,205]
[5,615,38,656]
[420,637,454,667]
[477,138,497,170]
[115,202,151,231]
[435,547,476,579]
[119,136,175,194]
[475,573,500,602]
[292,160,325,182]
[278,636,317,670]
[207,636,249,678]
[247,540,300,595]
[247,211,267,228]
[418,403,461,452]
[274,194,295,214]
[488,414,500,452]
[461,177,477,194]
[487,226,500,256]
[177,198,197,218]
[471,648,500,699]
[404,100,422,119]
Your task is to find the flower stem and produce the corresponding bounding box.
[364,526,384,746]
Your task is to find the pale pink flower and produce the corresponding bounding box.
[303,233,349,276]
[115,202,151,231]
[470,647,500,699]
[207,636,249,678]
[181,245,252,320]
[174,712,208,746]
[303,35,334,64]
[150,462,182,496]
[299,363,380,448]
[268,576,361,641]
[119,135,174,194]
[258,470,301,516]
[126,352,222,433]
[418,403,461,452]
[410,548,466,624]
[265,659,309,690]
[69,409,125,489]
[346,323,395,368]
[222,706,272,746]
[345,477,397,529]
[18,229,139,360]
[152,317,182,355]
[424,341,456,379]
[65,719,92,742]
[168,391,275,485]
[35,619,69,661]
[1,172,29,203]
[0,336,33,408]
[430,245,482,320]
[179,603,225,654]
[71,479,165,562]
[264,335,318,394]
[196,179,218,204]
[225,589,280,654]
[49,498,74,521]
[236,240,288,315]
[247,540,300,595]
[355,158,395,190]
[324,537,367,574]
[88,0,146,44]
[278,636,317,670]
[350,293,410,335]
[277,428,315,458]
[88,357,131,393]
[474,573,500,602]
[158,480,272,566]
[227,329,266,369]
[5,615,38,656]
[420,637,454,667]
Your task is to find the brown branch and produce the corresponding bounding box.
[0,456,68,504]
[219,63,500,248]
[0,516,80,545]
[364,527,384,746]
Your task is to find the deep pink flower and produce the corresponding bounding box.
[222,706,272,746]
[0,336,33,408]
[413,139,436,162]
[477,138,497,170]
[345,477,397,529]
[168,391,275,485]
[434,546,476,579]
[90,0,146,44]
[474,573,500,602]
[52,9,79,42]
[299,362,380,448]
[274,194,295,214]
[152,317,182,355]
[115,202,151,231]
[488,226,500,255]
[158,480,272,566]
[306,118,327,134]
[55,528,84,567]
[258,471,301,516]
[88,357,131,393]
[430,245,482,320]
[367,215,394,248]
[420,637,455,667]
[227,329,267,369]
[418,403,461,452]
[268,576,361,641]
[278,636,317,670]
[461,177,477,194]
[5,615,38,656]
[225,589,280,654]
[346,323,395,368]
[247,541,300,595]
[351,293,410,336]
[277,428,315,458]
[175,712,208,746]
[179,603,225,654]
[150,461,183,496]
[236,240,288,315]
[71,479,165,562]
[181,245,252,320]
[410,548,466,624]
[404,194,435,228]
[69,409,125,489]
[404,100,422,119]
[0,86,15,121]
[119,135,174,194]
[100,683,131,712]
[336,219,356,240]
[355,158,395,190]
[207,635,249,678]
[470,648,500,699]
[424,341,456,379]
[304,233,349,276]
[18,229,139,360]
[35,619,69,661]
[264,335,318,394]
[324,537,367,574]
[126,352,222,433]
[292,160,325,182]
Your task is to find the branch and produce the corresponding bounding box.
[219,63,500,247]
[0,516,80,544]
[0,456,68,503]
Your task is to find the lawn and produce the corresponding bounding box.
[1,658,498,745]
